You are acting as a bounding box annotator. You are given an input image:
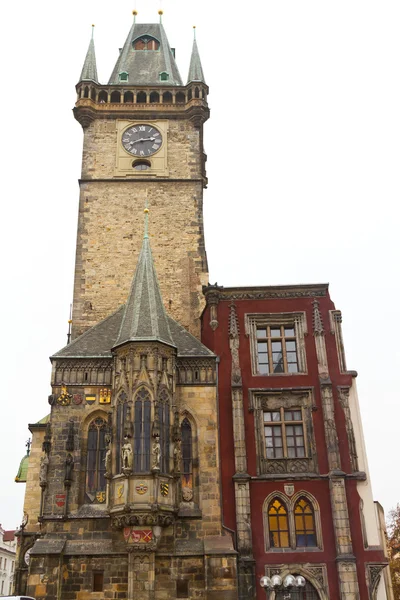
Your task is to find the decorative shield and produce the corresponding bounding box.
[55,494,66,507]
[284,484,295,497]
[73,393,83,405]
[96,491,106,503]
[160,482,169,497]
[117,484,124,498]
[136,483,148,495]
[85,395,96,405]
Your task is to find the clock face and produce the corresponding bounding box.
[122,124,163,157]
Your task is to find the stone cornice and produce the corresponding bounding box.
[203,283,329,303]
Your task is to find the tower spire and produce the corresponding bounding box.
[79,25,98,83]
[187,28,205,84]
[108,19,183,85]
[114,207,175,349]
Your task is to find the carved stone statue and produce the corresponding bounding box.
[122,438,133,472]
[105,441,112,478]
[173,439,182,473]
[152,435,161,471]
[39,454,49,487]
[65,453,74,482]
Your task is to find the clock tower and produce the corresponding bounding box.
[73,15,209,339]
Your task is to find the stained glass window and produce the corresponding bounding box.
[268,498,290,548]
[294,498,317,547]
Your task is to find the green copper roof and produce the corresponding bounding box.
[187,39,205,84]
[114,229,175,349]
[36,414,50,425]
[15,454,29,483]
[108,23,183,85]
[79,30,98,83]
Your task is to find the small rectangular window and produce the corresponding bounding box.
[93,571,104,592]
[263,407,305,459]
[177,579,189,598]
[256,325,298,374]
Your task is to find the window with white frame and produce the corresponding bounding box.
[245,312,307,376]
[250,390,318,476]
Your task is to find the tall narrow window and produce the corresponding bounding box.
[294,497,317,547]
[93,571,104,592]
[268,498,290,548]
[85,418,107,503]
[116,392,128,473]
[134,388,151,472]
[181,418,193,500]
[158,389,170,473]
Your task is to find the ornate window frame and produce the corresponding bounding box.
[249,389,318,476]
[263,491,323,552]
[245,312,308,376]
[263,563,329,599]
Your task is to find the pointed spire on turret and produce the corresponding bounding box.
[114,206,175,350]
[108,13,182,85]
[79,25,98,83]
[187,27,206,84]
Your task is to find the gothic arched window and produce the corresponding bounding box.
[181,418,192,483]
[134,388,151,472]
[158,389,170,473]
[288,578,320,600]
[85,417,107,503]
[268,498,290,548]
[294,497,317,547]
[116,392,128,473]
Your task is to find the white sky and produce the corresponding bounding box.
[0,0,399,530]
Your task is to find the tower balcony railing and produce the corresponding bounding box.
[75,82,208,109]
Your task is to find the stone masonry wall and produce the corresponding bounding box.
[72,119,208,339]
[178,385,222,533]
[23,428,45,534]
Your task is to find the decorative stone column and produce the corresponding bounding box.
[313,300,360,598]
[229,303,255,599]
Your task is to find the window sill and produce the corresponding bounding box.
[265,547,322,554]
[252,372,307,377]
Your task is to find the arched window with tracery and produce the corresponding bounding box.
[116,392,128,473]
[134,388,151,472]
[284,578,320,600]
[158,389,170,473]
[268,498,290,548]
[294,497,317,547]
[85,417,107,503]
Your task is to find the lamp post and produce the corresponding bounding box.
[260,574,306,599]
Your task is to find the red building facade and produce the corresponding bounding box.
[202,283,389,600]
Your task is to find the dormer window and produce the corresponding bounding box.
[119,72,128,82]
[133,36,160,51]
[159,72,169,82]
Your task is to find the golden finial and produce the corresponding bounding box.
[144,208,149,214]
[193,25,196,40]
[132,9,138,15]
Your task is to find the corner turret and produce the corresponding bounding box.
[187,28,206,84]
[79,25,98,84]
